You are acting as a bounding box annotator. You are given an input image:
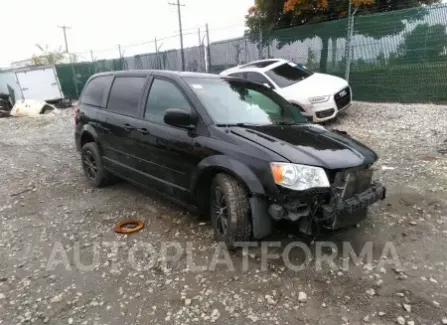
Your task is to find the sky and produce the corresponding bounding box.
[0,0,253,67]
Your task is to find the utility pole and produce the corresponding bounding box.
[155,37,159,69]
[169,0,186,71]
[205,23,211,72]
[58,25,79,98]
[118,44,123,59]
[58,25,71,53]
[90,50,96,73]
[198,28,203,71]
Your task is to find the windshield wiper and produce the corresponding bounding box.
[215,123,262,127]
[273,121,306,125]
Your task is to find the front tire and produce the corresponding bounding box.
[210,174,252,247]
[81,142,114,188]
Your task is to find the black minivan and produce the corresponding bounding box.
[74,70,385,246]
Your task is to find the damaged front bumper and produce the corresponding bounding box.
[253,182,386,238]
[321,182,386,229]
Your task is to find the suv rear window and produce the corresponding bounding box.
[107,77,147,117]
[81,76,114,107]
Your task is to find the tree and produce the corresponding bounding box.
[306,47,317,68]
[376,51,386,65]
[245,0,440,72]
[31,44,66,65]
[397,24,447,63]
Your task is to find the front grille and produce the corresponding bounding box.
[316,108,335,118]
[334,87,351,110]
[333,167,373,199]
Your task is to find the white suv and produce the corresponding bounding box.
[220,59,352,123]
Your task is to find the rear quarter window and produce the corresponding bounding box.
[106,77,147,117]
[80,76,114,107]
[228,72,247,79]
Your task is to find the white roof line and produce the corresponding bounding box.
[220,58,291,75]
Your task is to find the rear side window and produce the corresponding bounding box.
[81,76,113,107]
[229,72,246,79]
[107,77,147,117]
[265,63,313,88]
[242,60,279,68]
[246,72,274,88]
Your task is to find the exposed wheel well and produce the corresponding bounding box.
[80,132,95,148]
[194,168,251,219]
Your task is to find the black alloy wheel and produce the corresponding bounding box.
[82,149,97,180]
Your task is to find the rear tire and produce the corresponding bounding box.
[210,173,252,248]
[81,142,115,188]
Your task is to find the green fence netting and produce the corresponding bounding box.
[56,3,447,103]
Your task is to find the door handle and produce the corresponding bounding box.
[123,123,135,131]
[136,128,149,135]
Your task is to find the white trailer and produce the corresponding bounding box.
[0,65,64,105]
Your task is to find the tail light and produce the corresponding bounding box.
[73,105,79,126]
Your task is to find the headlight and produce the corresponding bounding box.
[270,162,330,191]
[309,95,330,104]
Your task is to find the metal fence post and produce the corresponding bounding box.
[344,1,352,81]
[345,2,358,82]
[244,37,248,64]
[69,55,79,98]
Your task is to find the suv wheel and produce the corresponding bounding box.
[210,173,252,247]
[81,142,114,187]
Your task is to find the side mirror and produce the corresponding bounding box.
[164,108,196,128]
[263,83,271,89]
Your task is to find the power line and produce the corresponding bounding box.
[181,24,206,33]
[206,24,246,32]
[168,0,186,71]
[69,31,200,57]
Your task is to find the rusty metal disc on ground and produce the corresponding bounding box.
[114,220,144,234]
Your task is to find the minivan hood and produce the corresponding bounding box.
[229,124,377,169]
[279,73,348,100]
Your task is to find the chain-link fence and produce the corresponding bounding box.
[56,3,447,103]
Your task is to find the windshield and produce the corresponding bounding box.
[265,63,313,88]
[184,77,307,125]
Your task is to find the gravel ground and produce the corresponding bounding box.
[0,103,446,325]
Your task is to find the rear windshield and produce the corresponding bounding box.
[265,63,313,88]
